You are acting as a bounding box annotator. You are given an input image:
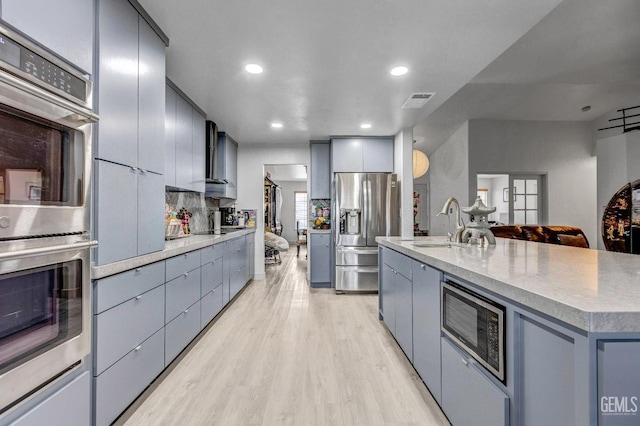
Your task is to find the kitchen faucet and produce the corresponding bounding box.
[437,197,465,243]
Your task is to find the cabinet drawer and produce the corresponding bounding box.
[229,245,247,273]
[165,268,201,323]
[94,285,165,375]
[201,284,223,328]
[441,338,509,426]
[165,300,201,366]
[201,244,224,265]
[11,372,90,426]
[226,236,246,254]
[201,257,223,295]
[94,261,165,314]
[166,250,201,282]
[382,248,412,280]
[94,329,164,426]
[230,266,247,300]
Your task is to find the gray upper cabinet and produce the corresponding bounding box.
[192,111,206,193]
[332,139,363,172]
[363,138,394,172]
[331,138,393,173]
[310,142,331,199]
[138,15,166,174]
[1,0,94,74]
[137,171,165,256]
[175,94,193,189]
[164,84,177,186]
[164,81,207,192]
[97,0,166,173]
[97,0,138,167]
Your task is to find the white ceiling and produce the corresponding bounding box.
[137,0,640,153]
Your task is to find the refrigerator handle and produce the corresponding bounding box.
[363,177,370,241]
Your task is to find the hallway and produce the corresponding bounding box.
[118,245,449,425]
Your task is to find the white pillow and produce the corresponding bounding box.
[265,232,289,251]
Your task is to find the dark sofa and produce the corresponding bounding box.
[490,225,590,248]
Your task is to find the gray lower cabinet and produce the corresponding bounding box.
[1,0,94,74]
[9,372,90,426]
[224,236,248,302]
[165,300,201,366]
[394,271,413,362]
[381,263,396,334]
[441,338,509,426]
[518,313,584,425]
[598,340,640,426]
[309,233,331,286]
[94,285,165,375]
[412,261,442,403]
[201,284,224,328]
[94,330,165,426]
[92,261,166,426]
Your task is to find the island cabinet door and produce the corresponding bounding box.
[381,263,396,335]
[412,261,442,404]
[394,272,413,362]
[441,338,509,426]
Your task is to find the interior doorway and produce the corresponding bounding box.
[263,164,308,245]
[477,173,547,225]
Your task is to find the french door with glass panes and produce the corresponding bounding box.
[508,175,545,225]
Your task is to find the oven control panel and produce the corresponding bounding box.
[0,31,88,103]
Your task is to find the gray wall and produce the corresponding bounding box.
[236,142,310,280]
[467,120,597,245]
[275,180,307,243]
[428,121,470,237]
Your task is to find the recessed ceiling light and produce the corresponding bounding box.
[360,123,372,129]
[245,64,263,74]
[390,66,408,76]
[271,122,283,128]
[581,105,591,112]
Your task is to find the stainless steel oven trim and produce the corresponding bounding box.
[0,75,97,239]
[0,238,95,411]
[441,281,505,382]
[0,24,94,110]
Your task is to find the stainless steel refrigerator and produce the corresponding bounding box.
[335,173,399,292]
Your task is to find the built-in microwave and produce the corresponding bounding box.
[441,280,506,383]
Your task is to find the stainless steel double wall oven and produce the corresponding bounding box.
[0,25,97,412]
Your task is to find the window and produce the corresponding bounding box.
[294,191,307,230]
[509,175,544,225]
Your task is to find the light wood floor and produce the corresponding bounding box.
[117,246,450,426]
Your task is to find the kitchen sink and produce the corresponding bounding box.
[412,242,452,248]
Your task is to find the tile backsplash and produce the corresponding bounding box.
[165,191,219,233]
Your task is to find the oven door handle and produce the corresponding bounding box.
[0,240,98,261]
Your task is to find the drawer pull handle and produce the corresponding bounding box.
[134,345,142,352]
[184,272,189,278]
[420,264,426,270]
[184,309,189,314]
[135,268,142,273]
[461,358,469,366]
[135,295,142,301]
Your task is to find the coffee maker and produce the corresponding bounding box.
[220,207,236,226]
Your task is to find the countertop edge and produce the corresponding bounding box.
[92,229,255,280]
[376,237,639,334]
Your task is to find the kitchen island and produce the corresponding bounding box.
[377,236,640,426]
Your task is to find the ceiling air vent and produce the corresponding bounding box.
[401,92,435,109]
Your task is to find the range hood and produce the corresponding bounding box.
[206,120,228,184]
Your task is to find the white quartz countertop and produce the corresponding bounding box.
[92,229,256,280]
[377,236,640,333]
